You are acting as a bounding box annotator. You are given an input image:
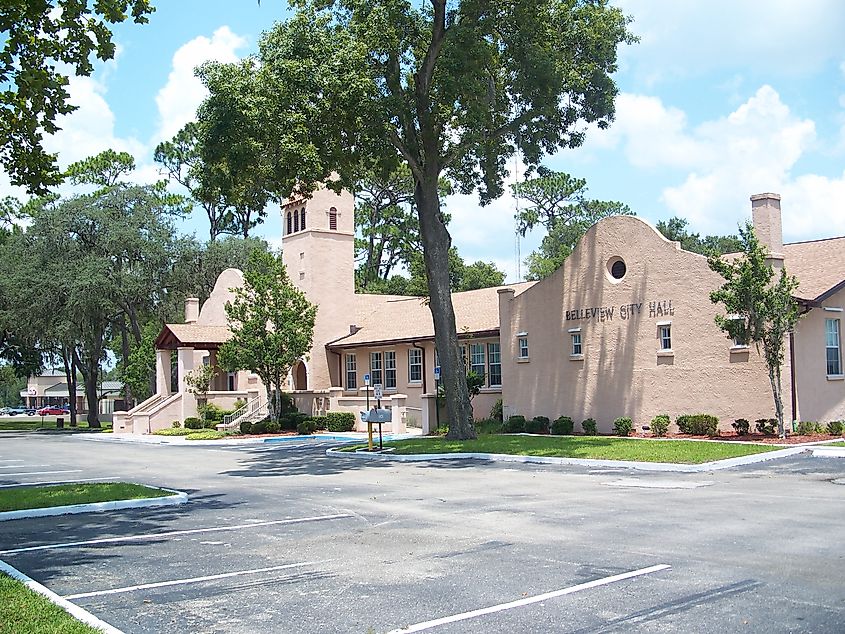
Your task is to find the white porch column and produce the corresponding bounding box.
[177,346,196,421]
[156,349,172,396]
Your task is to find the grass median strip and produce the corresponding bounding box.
[342,436,782,464]
[0,482,170,513]
[0,573,102,634]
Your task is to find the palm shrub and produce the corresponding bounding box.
[581,418,597,435]
[612,417,633,437]
[796,421,823,435]
[650,414,670,437]
[551,416,574,435]
[490,399,503,422]
[826,420,844,436]
[732,419,750,435]
[755,418,777,436]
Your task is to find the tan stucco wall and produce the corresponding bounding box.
[198,268,242,326]
[793,287,845,422]
[499,216,787,433]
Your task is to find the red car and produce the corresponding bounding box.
[37,406,69,416]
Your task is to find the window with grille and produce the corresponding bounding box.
[300,208,306,230]
[518,337,529,359]
[345,354,357,389]
[469,343,485,380]
[329,207,338,230]
[487,342,501,386]
[571,332,582,356]
[294,210,299,232]
[385,351,397,388]
[826,318,842,375]
[408,348,422,382]
[286,211,292,235]
[370,352,382,387]
[659,325,672,350]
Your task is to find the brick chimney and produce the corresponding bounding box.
[750,193,784,267]
[184,297,199,324]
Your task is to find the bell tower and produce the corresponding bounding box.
[281,183,356,390]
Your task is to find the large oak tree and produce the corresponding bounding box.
[201,0,634,438]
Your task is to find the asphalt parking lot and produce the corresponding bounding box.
[1,432,844,633]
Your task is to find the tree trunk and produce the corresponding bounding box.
[119,320,134,409]
[769,363,786,438]
[415,174,475,440]
[61,346,78,427]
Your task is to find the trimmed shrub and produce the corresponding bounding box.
[551,416,574,436]
[203,418,218,429]
[796,420,819,435]
[581,418,597,436]
[281,411,309,431]
[326,411,356,432]
[184,417,203,430]
[732,419,750,436]
[203,403,225,422]
[676,414,719,436]
[152,428,192,436]
[171,420,181,428]
[239,420,254,435]
[651,414,670,437]
[490,399,503,422]
[613,417,634,437]
[185,430,226,440]
[826,420,844,436]
[264,420,281,434]
[310,416,328,431]
[297,419,317,435]
[474,418,503,435]
[755,418,777,436]
[525,416,550,434]
[251,420,267,435]
[503,415,526,433]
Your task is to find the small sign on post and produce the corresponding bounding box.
[434,365,441,380]
[373,384,383,400]
[364,373,371,386]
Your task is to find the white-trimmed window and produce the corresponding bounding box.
[487,343,501,386]
[518,336,529,359]
[345,354,357,390]
[826,318,842,376]
[370,352,383,387]
[658,323,672,350]
[469,343,485,381]
[571,332,582,356]
[460,345,467,369]
[408,348,422,383]
[385,351,397,389]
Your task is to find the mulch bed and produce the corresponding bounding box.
[634,431,843,445]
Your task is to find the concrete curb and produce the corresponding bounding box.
[326,446,807,473]
[0,485,188,522]
[75,432,418,446]
[0,558,124,633]
[811,447,845,458]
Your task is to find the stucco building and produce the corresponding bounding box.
[114,189,844,435]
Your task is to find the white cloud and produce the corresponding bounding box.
[617,0,845,83]
[154,26,247,144]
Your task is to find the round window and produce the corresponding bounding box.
[611,259,626,279]
[606,257,626,281]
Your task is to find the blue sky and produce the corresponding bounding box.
[3,0,845,282]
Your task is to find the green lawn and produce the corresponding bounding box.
[0,417,111,432]
[0,573,102,634]
[0,483,169,513]
[346,435,782,464]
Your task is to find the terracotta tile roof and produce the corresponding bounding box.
[329,282,537,348]
[782,236,845,301]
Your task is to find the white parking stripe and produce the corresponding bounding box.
[0,513,354,555]
[0,460,24,463]
[0,477,119,488]
[385,564,672,633]
[0,470,81,477]
[63,561,325,600]
[0,465,49,469]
